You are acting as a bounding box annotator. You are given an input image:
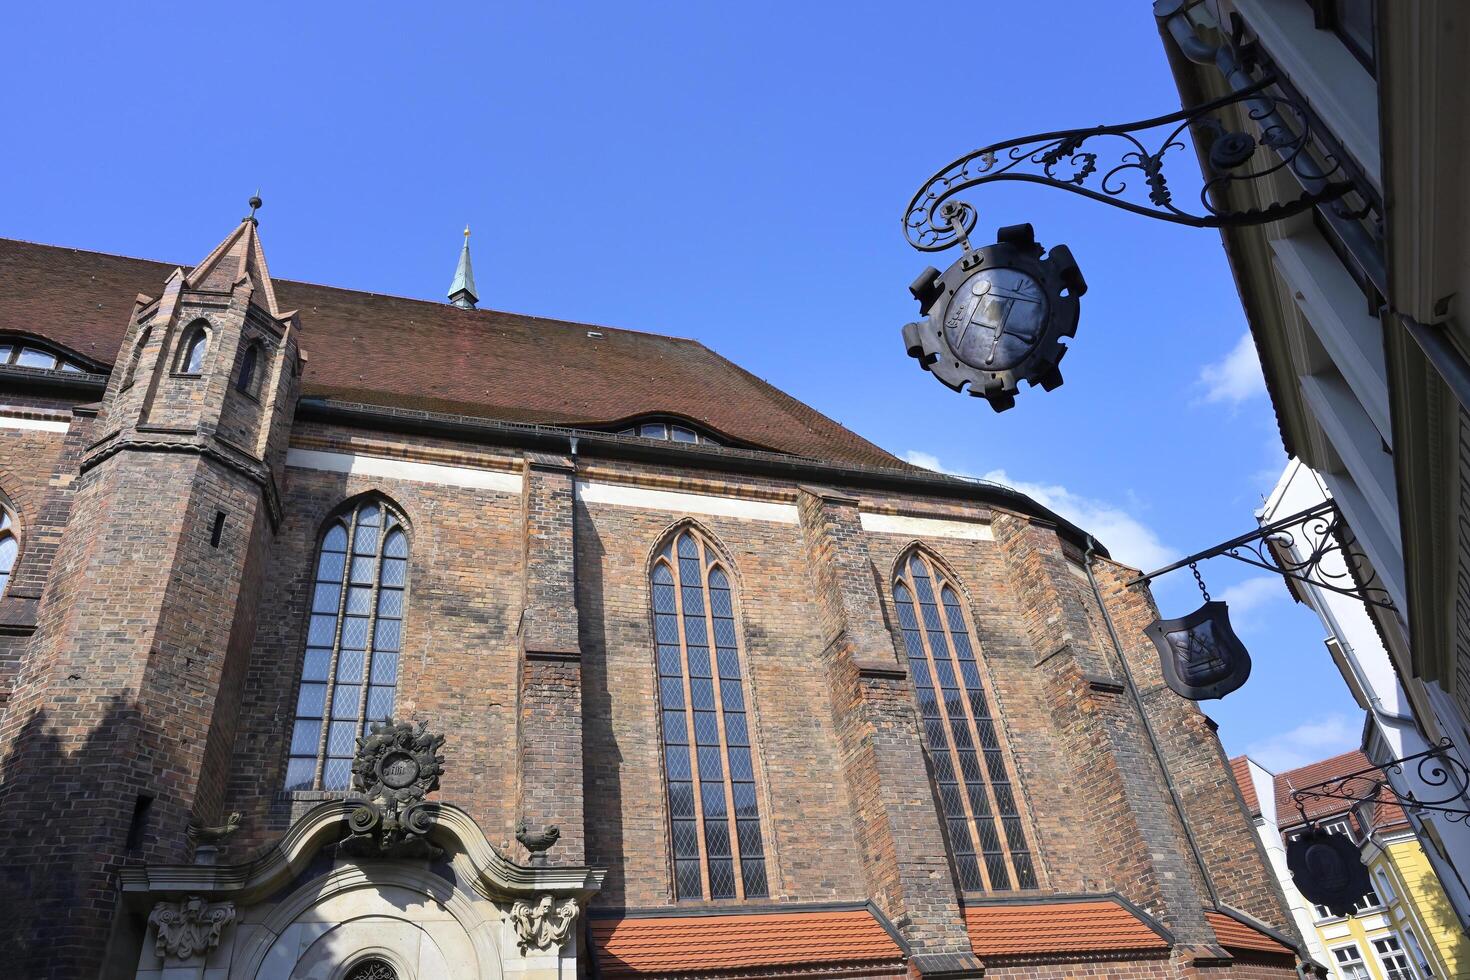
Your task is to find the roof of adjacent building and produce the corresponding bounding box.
[1204,910,1296,956]
[588,907,906,978]
[1230,756,1262,818]
[0,236,899,468]
[1227,750,1411,835]
[962,898,1171,958]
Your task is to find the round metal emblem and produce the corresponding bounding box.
[943,267,1049,371]
[379,751,421,789]
[901,223,1086,412]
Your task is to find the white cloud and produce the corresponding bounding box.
[1244,713,1360,773]
[1197,332,1266,406]
[901,451,1173,570]
[1217,576,1289,618]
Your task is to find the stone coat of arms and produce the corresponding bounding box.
[339,718,447,859]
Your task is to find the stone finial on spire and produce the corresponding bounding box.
[448,225,478,309]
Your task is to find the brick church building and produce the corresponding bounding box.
[0,210,1311,979]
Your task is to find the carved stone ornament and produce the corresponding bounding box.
[339,718,447,860]
[147,895,236,960]
[510,894,580,954]
[516,820,561,865]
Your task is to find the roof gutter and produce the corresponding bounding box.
[294,396,1110,559]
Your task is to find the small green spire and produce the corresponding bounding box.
[448,225,478,309]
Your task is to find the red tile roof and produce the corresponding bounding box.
[1274,749,1372,829]
[1204,911,1295,956]
[589,908,905,978]
[1230,756,1262,818]
[0,236,898,468]
[963,899,1169,958]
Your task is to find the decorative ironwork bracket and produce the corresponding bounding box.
[1128,500,1394,610]
[904,74,1359,254]
[1290,740,1470,824]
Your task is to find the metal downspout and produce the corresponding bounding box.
[1083,535,1220,909]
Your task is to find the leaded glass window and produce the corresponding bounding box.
[894,551,1037,891]
[0,502,16,599]
[285,499,408,791]
[651,529,767,901]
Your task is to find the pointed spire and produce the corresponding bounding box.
[448,225,478,309]
[184,195,281,315]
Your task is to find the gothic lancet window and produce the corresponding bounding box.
[235,342,261,396]
[893,550,1038,891]
[178,322,209,375]
[651,529,768,901]
[285,498,408,791]
[0,500,16,599]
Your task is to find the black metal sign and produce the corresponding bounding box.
[903,222,1085,412]
[1145,600,1252,701]
[1286,827,1374,918]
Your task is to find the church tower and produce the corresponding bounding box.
[0,201,301,978]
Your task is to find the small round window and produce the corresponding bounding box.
[344,959,398,980]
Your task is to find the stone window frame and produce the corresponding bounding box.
[283,493,412,793]
[121,327,151,390]
[648,523,770,902]
[173,319,211,377]
[891,546,1040,893]
[0,488,18,601]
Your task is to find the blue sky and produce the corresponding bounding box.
[1,1,1360,771]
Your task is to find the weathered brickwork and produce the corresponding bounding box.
[0,224,1305,979]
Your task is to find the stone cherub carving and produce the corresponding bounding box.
[148,895,236,960]
[510,894,579,954]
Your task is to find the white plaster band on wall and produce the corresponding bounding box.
[858,512,994,541]
[574,480,801,524]
[286,448,523,493]
[0,415,70,433]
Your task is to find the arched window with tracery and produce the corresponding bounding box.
[893,550,1038,891]
[0,497,17,599]
[285,498,409,791]
[651,528,768,901]
[344,960,398,980]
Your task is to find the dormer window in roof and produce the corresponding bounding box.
[0,339,88,373]
[618,419,722,446]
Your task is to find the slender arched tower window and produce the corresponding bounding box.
[0,500,17,599]
[178,322,208,374]
[894,551,1038,891]
[651,529,768,900]
[285,499,408,791]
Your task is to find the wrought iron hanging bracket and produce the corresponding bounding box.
[1290,740,1470,824]
[904,73,1358,253]
[1127,500,1394,610]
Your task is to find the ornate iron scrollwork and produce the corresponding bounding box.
[1130,501,1394,612]
[904,75,1355,254]
[1290,740,1470,823]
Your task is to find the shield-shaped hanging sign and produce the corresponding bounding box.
[1145,600,1251,701]
[1286,826,1373,918]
